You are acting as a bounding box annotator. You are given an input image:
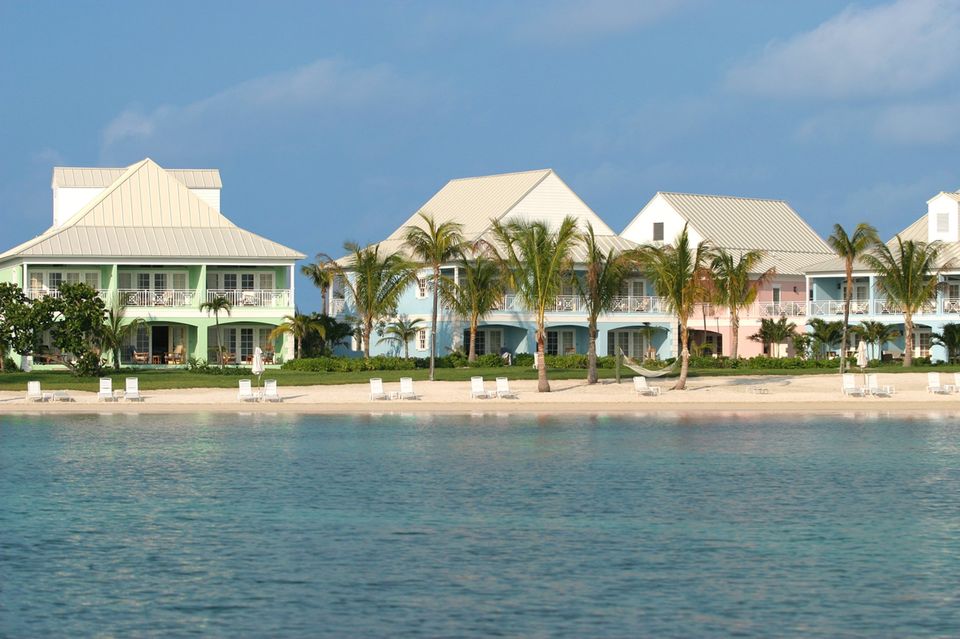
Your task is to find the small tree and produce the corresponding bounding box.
[0,283,28,372]
[49,282,108,376]
[932,323,960,363]
[100,305,144,372]
[807,318,844,359]
[301,257,335,316]
[853,320,900,361]
[791,332,813,359]
[710,248,774,359]
[269,312,324,360]
[200,295,233,367]
[750,316,796,356]
[439,252,504,362]
[377,316,424,359]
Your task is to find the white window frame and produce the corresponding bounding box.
[29,269,100,291]
[416,328,428,351]
[416,277,428,299]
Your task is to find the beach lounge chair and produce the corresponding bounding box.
[470,376,492,399]
[262,379,281,402]
[865,374,894,397]
[633,376,661,396]
[369,378,390,400]
[52,390,72,402]
[495,377,517,399]
[98,378,115,402]
[398,377,419,400]
[26,381,46,402]
[238,379,257,402]
[125,377,143,401]
[841,373,866,397]
[927,372,950,394]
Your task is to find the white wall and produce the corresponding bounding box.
[501,172,614,233]
[927,193,960,243]
[54,187,104,227]
[621,193,705,246]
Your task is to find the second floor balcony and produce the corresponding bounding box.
[24,286,292,309]
[207,289,291,308]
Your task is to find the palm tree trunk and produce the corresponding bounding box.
[674,322,690,390]
[404,340,409,360]
[730,310,740,359]
[321,285,329,317]
[468,322,477,362]
[364,317,372,359]
[114,346,121,372]
[296,335,302,360]
[216,314,223,368]
[840,265,853,373]
[587,320,598,384]
[429,265,439,381]
[537,330,549,392]
[903,313,913,367]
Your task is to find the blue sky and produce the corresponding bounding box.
[2,0,959,312]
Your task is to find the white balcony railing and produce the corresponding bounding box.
[25,288,107,302]
[942,298,960,313]
[610,295,668,313]
[118,289,195,307]
[207,289,291,307]
[757,301,808,317]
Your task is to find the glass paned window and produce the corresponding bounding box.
[417,278,427,298]
[84,272,99,288]
[66,272,80,284]
[172,273,187,290]
[154,273,167,290]
[561,331,574,354]
[207,272,219,289]
[653,222,664,242]
[546,331,559,356]
[417,329,428,351]
[259,273,273,290]
[136,326,150,352]
[118,272,132,289]
[240,328,254,361]
[138,273,150,290]
[30,273,43,288]
[48,272,62,289]
[226,328,237,355]
[489,330,502,354]
[224,274,238,290]
[938,213,950,233]
[241,274,255,291]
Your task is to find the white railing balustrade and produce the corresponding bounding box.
[207,289,292,307]
[758,301,808,317]
[609,296,667,313]
[25,288,109,302]
[118,289,195,307]
[943,298,960,313]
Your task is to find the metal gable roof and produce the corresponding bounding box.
[53,166,222,189]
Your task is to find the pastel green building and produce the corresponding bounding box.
[0,158,304,368]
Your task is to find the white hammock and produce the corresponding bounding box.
[621,353,678,378]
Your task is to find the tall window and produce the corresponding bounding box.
[48,272,62,289]
[154,273,167,291]
[416,278,427,299]
[135,326,149,352]
[653,222,664,242]
[240,328,254,361]
[416,329,428,351]
[223,274,238,290]
[137,273,151,290]
[938,213,950,233]
[241,274,255,291]
[259,273,274,290]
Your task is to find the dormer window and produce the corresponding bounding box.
[937,212,950,233]
[653,222,664,242]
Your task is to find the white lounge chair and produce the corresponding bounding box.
[98,378,115,402]
[841,373,866,397]
[125,377,142,401]
[263,379,281,402]
[470,376,492,399]
[369,378,390,400]
[927,372,950,394]
[950,373,960,393]
[496,376,517,398]
[52,390,72,402]
[238,379,256,402]
[633,376,661,396]
[26,381,46,402]
[865,374,894,397]
[398,377,419,400]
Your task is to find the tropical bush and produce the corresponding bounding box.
[283,356,417,373]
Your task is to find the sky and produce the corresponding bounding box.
[2,0,959,312]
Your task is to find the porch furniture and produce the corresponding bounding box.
[398,377,419,400]
[841,374,866,397]
[26,381,47,402]
[865,374,894,397]
[369,378,390,400]
[152,355,162,365]
[166,345,185,365]
[496,377,518,399]
[927,372,951,394]
[263,350,275,364]
[125,378,143,402]
[263,379,281,403]
[633,376,661,396]
[133,351,150,364]
[238,379,256,402]
[470,376,492,399]
[98,378,115,402]
[221,353,236,365]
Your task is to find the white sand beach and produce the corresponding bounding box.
[1,372,958,415]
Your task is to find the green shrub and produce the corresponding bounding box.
[469,353,504,368]
[514,353,535,367]
[282,356,417,373]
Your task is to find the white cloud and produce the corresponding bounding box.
[516,0,690,42]
[101,58,432,161]
[727,0,960,99]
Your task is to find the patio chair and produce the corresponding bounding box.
[238,379,256,402]
[166,345,185,365]
[495,377,518,398]
[262,379,281,402]
[398,377,419,400]
[927,372,950,394]
[52,390,72,402]
[98,378,115,402]
[369,378,390,400]
[470,376,492,399]
[841,373,866,397]
[26,381,46,402]
[865,374,894,397]
[125,377,143,402]
[133,351,150,364]
[633,376,661,396]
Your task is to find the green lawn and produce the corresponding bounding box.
[1,362,957,392]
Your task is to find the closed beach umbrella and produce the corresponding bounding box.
[856,340,868,369]
[252,347,265,387]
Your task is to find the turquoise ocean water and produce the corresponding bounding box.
[1,412,959,637]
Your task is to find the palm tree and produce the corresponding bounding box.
[710,248,774,359]
[438,252,503,362]
[862,236,944,367]
[749,316,796,356]
[932,323,960,363]
[100,305,144,372]
[577,223,633,384]
[827,223,879,371]
[487,216,580,392]
[791,332,813,359]
[315,242,415,358]
[635,223,712,390]
[200,295,233,367]
[301,257,335,316]
[403,213,465,381]
[853,320,900,360]
[807,317,843,359]
[269,312,324,360]
[377,316,424,359]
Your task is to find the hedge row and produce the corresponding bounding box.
[281,353,623,373]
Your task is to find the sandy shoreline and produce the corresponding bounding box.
[1,373,959,416]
